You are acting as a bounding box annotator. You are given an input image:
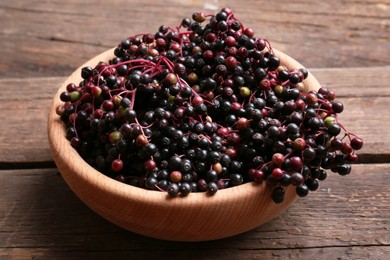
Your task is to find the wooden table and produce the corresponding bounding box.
[1,0,389,259]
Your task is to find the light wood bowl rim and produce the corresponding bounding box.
[48,47,321,241]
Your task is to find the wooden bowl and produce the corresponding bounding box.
[48,48,321,241]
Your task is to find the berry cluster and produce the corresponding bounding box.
[56,8,363,203]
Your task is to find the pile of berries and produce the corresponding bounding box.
[56,8,363,203]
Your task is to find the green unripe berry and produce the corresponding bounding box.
[192,84,202,93]
[187,72,199,85]
[70,91,81,102]
[165,73,178,85]
[274,85,283,95]
[112,95,122,107]
[109,131,122,143]
[117,106,127,117]
[293,137,307,151]
[192,46,202,56]
[324,116,336,126]
[168,95,175,103]
[277,65,286,72]
[239,86,251,97]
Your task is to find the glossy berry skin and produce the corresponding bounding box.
[332,102,344,113]
[111,159,123,172]
[296,184,309,197]
[272,168,284,180]
[351,138,363,150]
[289,157,303,171]
[306,178,319,191]
[225,56,238,70]
[179,183,192,196]
[207,182,218,195]
[272,153,284,167]
[145,159,157,171]
[167,183,179,196]
[272,187,285,204]
[170,171,182,183]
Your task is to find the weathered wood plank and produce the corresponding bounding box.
[0,66,388,165]
[0,164,389,258]
[1,0,388,258]
[0,77,61,167]
[0,0,389,78]
[311,66,390,98]
[0,247,389,260]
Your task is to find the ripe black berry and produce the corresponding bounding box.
[272,187,285,203]
[167,183,179,196]
[296,184,309,197]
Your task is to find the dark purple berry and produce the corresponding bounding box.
[272,187,285,203]
[296,184,309,197]
[167,183,179,196]
[207,182,218,195]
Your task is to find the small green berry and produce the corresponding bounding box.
[324,116,336,126]
[239,86,251,97]
[293,137,307,151]
[165,73,178,85]
[274,85,283,95]
[70,91,81,102]
[109,131,122,143]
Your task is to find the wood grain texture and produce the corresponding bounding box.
[1,66,388,165]
[311,66,390,98]
[0,0,389,79]
[0,164,389,258]
[0,77,61,167]
[1,0,389,257]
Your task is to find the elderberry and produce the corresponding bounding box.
[56,8,363,203]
